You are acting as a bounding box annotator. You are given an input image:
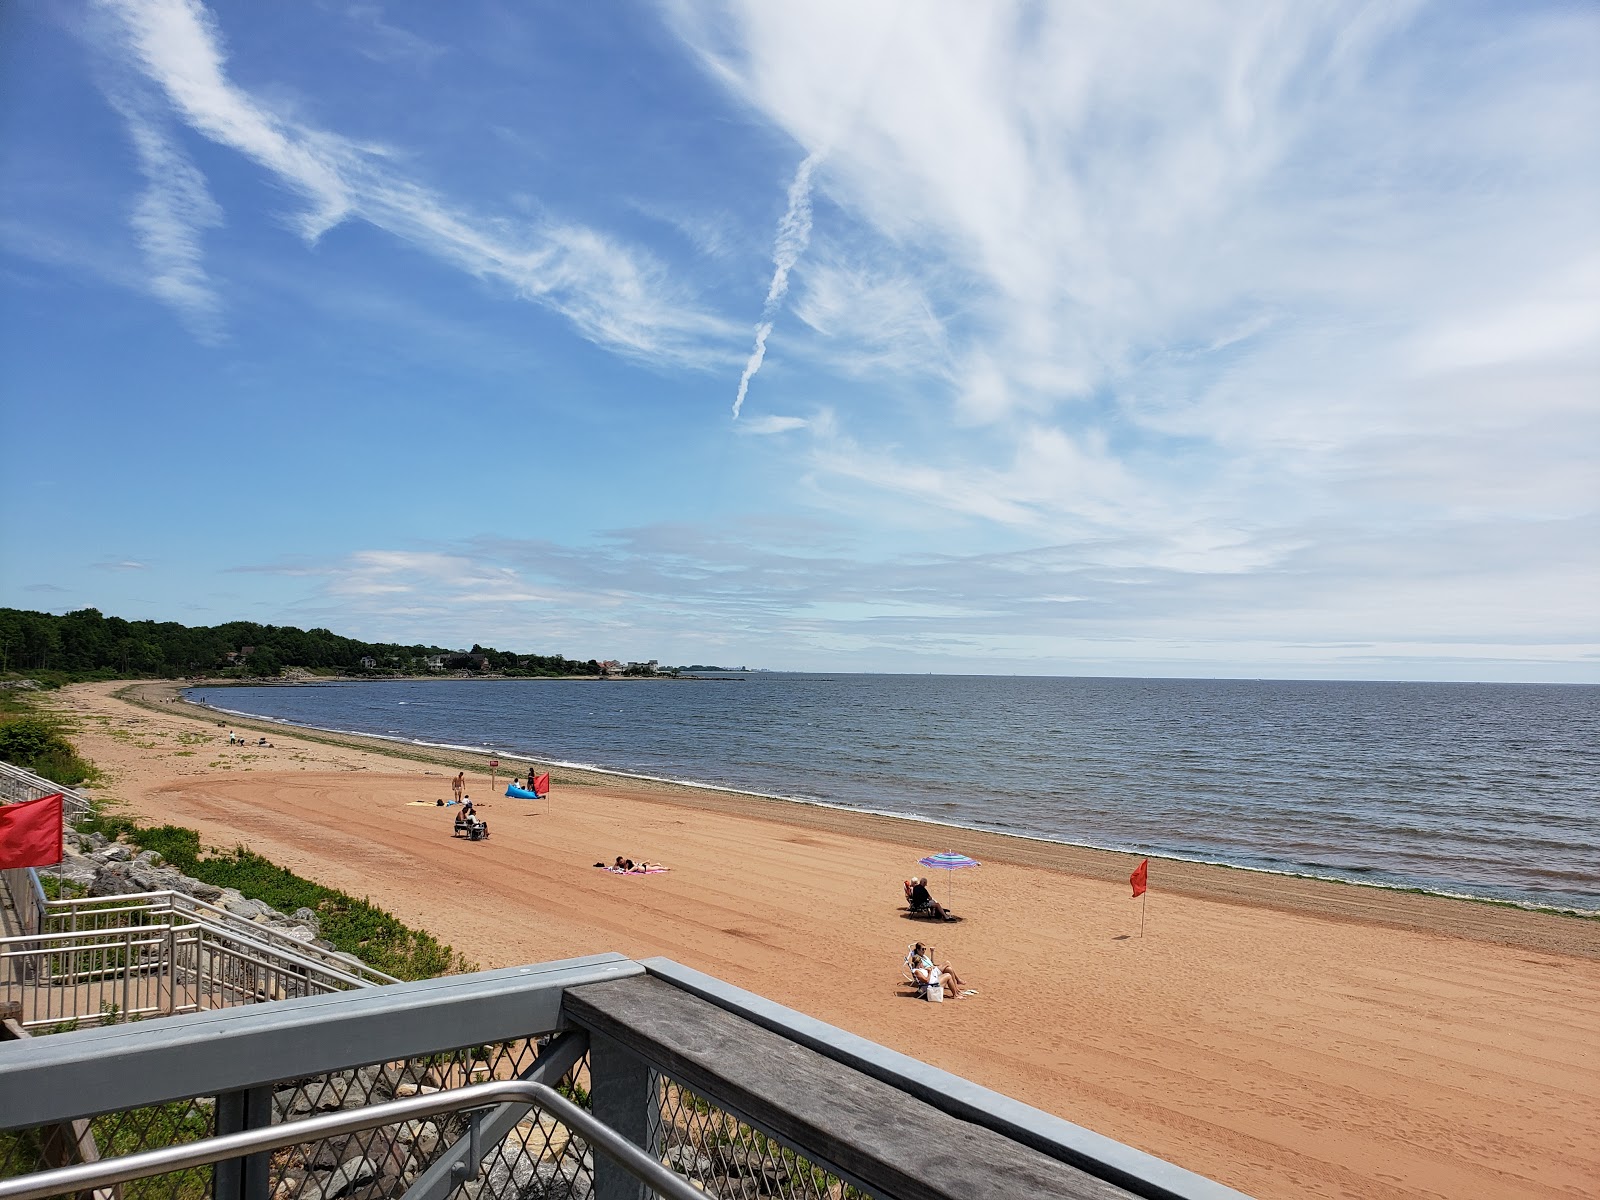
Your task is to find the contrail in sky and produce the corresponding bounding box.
[732,152,821,418]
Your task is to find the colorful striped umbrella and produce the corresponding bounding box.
[917,851,980,910]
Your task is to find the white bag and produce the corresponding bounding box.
[925,966,943,1002]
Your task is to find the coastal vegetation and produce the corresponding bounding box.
[0,689,97,785]
[0,606,610,681]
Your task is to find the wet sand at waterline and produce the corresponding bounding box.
[41,681,1600,1199]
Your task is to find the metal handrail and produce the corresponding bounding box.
[3,917,375,992]
[0,762,91,819]
[41,890,400,985]
[0,1080,704,1200]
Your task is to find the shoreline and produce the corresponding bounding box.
[42,679,1600,1198]
[149,680,1600,957]
[180,680,1600,931]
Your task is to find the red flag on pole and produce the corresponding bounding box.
[0,793,64,869]
[532,772,550,798]
[1130,858,1149,898]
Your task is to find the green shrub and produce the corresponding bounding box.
[0,716,96,786]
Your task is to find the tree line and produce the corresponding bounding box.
[0,607,605,680]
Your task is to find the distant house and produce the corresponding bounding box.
[425,655,445,671]
[598,660,624,676]
[358,656,377,669]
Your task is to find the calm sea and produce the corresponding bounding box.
[187,675,1600,914]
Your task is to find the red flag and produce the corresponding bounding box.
[1130,858,1148,898]
[532,772,550,798]
[0,793,63,870]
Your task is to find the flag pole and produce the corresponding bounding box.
[1140,890,1146,938]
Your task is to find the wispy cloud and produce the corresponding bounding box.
[94,559,150,571]
[106,93,224,337]
[667,0,1600,605]
[225,515,1600,679]
[732,151,820,417]
[90,0,735,363]
[339,3,446,69]
[736,414,808,435]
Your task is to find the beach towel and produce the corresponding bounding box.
[593,865,670,875]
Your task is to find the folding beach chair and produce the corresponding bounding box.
[903,946,942,1001]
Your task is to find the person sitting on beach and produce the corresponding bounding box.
[912,943,970,998]
[906,877,951,920]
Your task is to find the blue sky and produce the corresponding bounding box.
[2,0,1596,681]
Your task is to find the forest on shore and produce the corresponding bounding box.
[0,606,620,682]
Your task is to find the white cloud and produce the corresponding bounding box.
[107,94,224,336]
[664,0,1599,608]
[737,414,808,435]
[91,0,736,364]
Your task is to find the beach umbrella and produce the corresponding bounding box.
[917,851,980,911]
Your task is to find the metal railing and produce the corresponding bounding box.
[38,890,398,987]
[1,917,381,1031]
[0,761,91,820]
[0,1081,704,1200]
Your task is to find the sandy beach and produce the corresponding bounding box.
[38,680,1600,1199]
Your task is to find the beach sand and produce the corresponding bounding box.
[40,680,1600,1199]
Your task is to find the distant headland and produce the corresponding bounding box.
[0,606,750,684]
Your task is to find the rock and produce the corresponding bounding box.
[293,906,322,930]
[187,879,224,902]
[52,855,100,888]
[485,1147,593,1199]
[663,1145,713,1177]
[134,849,165,868]
[88,865,144,898]
[301,1156,378,1200]
[411,1121,440,1157]
[272,1088,304,1121]
[511,1114,569,1161]
[127,862,189,894]
[314,1073,353,1111]
[100,843,133,864]
[223,897,267,920]
[354,1063,388,1099]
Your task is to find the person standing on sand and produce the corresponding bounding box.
[452,772,465,803]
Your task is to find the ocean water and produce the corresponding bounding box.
[188,675,1600,914]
